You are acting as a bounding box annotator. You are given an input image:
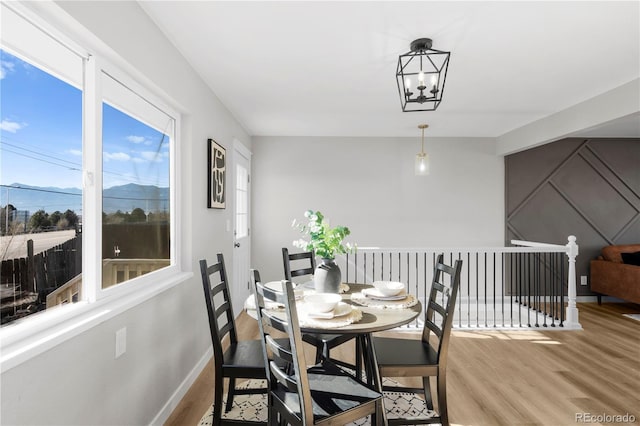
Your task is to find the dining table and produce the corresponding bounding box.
[244,281,423,393]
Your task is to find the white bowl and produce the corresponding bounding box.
[304,293,342,313]
[373,281,405,297]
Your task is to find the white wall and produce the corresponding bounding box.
[251,136,504,282]
[1,2,250,425]
[496,79,640,155]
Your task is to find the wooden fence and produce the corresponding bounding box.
[1,236,82,296]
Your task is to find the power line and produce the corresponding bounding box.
[0,139,81,168]
[0,184,80,197]
[1,146,81,171]
[0,184,168,201]
[1,138,168,186]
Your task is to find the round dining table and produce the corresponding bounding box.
[245,282,423,394]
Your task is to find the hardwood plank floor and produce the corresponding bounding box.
[164,303,640,426]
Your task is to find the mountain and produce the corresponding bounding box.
[0,183,169,215]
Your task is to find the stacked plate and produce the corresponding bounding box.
[264,281,304,299]
[363,281,407,301]
[305,302,353,319]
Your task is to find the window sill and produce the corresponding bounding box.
[0,271,192,373]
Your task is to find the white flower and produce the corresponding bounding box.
[292,239,308,248]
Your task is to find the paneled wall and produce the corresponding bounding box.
[505,138,640,295]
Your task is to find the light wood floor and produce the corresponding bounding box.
[164,303,640,426]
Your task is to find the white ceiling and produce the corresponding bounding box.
[139,1,640,138]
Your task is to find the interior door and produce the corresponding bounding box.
[232,141,252,315]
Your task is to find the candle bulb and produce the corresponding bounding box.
[405,77,411,89]
[430,74,438,87]
[418,71,425,87]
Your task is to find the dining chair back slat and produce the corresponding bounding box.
[425,319,444,339]
[423,255,462,362]
[282,247,316,280]
[201,254,239,358]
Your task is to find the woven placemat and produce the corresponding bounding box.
[298,306,363,328]
[350,293,419,309]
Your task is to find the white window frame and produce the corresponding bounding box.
[0,1,189,373]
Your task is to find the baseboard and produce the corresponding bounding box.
[576,295,628,303]
[150,346,213,426]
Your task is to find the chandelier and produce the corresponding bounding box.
[396,38,451,112]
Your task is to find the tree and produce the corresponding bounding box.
[129,207,147,223]
[29,209,51,231]
[64,209,79,228]
[49,211,62,227]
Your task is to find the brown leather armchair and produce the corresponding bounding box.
[590,244,640,304]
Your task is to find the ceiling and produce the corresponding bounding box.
[139,1,640,138]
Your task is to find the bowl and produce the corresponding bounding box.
[304,293,342,313]
[373,281,405,297]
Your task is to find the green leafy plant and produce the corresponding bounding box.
[292,210,356,259]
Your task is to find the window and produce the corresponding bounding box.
[1,9,84,324]
[101,73,173,289]
[235,164,249,239]
[0,2,179,329]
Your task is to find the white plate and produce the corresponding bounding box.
[307,302,352,319]
[362,287,407,301]
[264,281,293,291]
[264,281,303,299]
[301,280,315,289]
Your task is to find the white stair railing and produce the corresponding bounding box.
[336,236,581,330]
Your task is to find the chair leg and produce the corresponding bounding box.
[437,372,449,426]
[374,399,385,426]
[225,377,236,412]
[355,339,362,381]
[213,373,224,425]
[422,376,434,411]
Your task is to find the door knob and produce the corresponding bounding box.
[234,242,241,248]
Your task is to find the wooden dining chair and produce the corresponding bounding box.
[282,247,361,374]
[372,254,462,426]
[252,270,384,426]
[200,254,267,425]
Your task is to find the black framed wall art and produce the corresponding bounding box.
[207,138,226,209]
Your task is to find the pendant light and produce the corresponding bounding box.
[415,124,429,176]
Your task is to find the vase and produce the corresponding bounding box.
[314,258,341,293]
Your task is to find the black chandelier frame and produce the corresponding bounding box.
[396,38,451,112]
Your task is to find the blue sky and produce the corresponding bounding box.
[0,49,170,194]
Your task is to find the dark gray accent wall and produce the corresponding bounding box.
[505,138,640,295]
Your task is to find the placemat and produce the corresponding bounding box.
[350,292,419,309]
[302,281,350,294]
[298,306,363,328]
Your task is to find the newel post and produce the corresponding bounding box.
[565,235,581,329]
